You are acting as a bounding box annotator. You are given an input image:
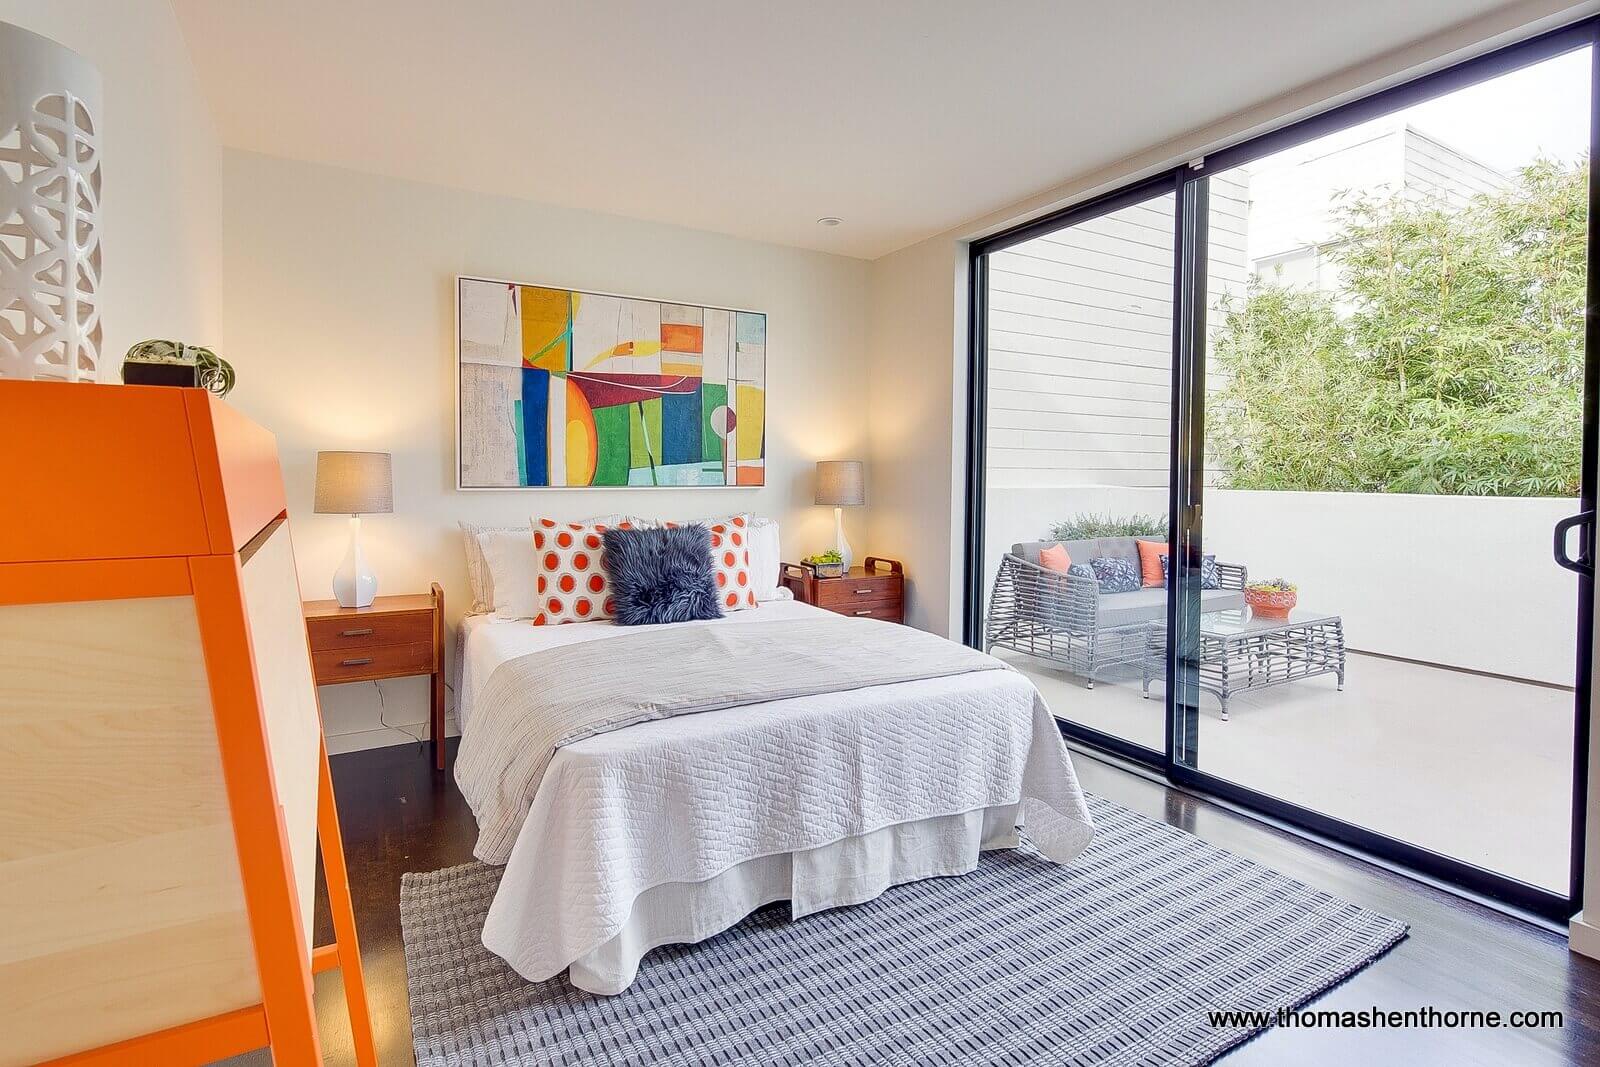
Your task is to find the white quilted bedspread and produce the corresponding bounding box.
[457,602,1096,983]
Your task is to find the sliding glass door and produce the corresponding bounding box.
[1177,42,1592,900]
[977,183,1178,758]
[967,18,1598,919]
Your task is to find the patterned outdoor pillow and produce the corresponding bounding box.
[1159,553,1221,590]
[1068,563,1096,581]
[530,517,635,624]
[1088,556,1141,594]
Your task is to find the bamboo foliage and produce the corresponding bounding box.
[1208,158,1586,497]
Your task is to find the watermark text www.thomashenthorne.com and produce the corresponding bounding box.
[1207,1005,1564,1031]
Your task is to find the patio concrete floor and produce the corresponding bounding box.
[998,648,1576,894]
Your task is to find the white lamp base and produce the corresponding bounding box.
[833,506,854,571]
[333,515,377,608]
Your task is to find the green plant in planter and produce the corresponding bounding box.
[1049,512,1168,541]
[1245,578,1297,594]
[802,549,844,566]
[122,339,236,397]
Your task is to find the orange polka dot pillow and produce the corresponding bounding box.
[530,517,632,624]
[657,514,758,611]
[709,514,759,612]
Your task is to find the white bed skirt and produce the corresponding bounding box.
[556,804,1021,995]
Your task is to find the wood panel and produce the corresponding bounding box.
[238,523,323,957]
[0,595,258,1065]
[187,390,289,556]
[815,579,902,609]
[307,609,433,653]
[312,642,435,683]
[826,602,902,622]
[0,382,211,564]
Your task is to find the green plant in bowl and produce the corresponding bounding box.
[802,549,844,566]
[1245,578,1297,593]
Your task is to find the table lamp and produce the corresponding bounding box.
[314,450,392,608]
[815,460,865,570]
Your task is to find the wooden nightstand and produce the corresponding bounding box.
[781,556,904,623]
[304,583,446,769]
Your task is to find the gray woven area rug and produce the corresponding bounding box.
[400,794,1406,1066]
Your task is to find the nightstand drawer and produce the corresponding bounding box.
[828,602,903,623]
[815,578,901,609]
[307,610,432,652]
[312,641,434,683]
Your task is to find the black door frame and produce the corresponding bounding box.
[964,14,1600,922]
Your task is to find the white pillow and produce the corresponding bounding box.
[461,514,627,615]
[481,529,539,620]
[746,517,781,601]
[459,521,522,613]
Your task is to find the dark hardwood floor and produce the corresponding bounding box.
[302,738,1600,1066]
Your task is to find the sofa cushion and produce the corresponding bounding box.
[1199,588,1246,613]
[1095,588,1166,629]
[1013,536,1154,571]
[1093,586,1246,629]
[1092,537,1144,570]
[1012,538,1109,565]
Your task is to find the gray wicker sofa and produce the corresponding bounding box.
[985,537,1247,688]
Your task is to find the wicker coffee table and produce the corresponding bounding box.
[1142,608,1345,720]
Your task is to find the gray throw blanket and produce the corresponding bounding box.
[456,616,1009,864]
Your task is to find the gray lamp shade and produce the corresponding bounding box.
[314,451,393,515]
[815,460,865,507]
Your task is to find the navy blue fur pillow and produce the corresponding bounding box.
[602,525,723,625]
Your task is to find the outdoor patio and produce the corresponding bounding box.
[998,647,1575,894]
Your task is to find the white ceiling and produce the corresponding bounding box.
[174,0,1540,259]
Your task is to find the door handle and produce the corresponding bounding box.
[1553,510,1594,576]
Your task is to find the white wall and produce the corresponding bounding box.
[983,485,1581,685]
[0,0,223,370]
[864,237,966,637]
[221,150,869,751]
[1209,491,1580,684]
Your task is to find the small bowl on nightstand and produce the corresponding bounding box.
[802,555,846,578]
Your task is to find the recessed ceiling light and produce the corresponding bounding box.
[817,216,842,227]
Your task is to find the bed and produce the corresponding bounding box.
[455,597,1095,995]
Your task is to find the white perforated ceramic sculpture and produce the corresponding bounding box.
[0,22,103,382]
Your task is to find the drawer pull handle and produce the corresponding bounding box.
[340,627,374,637]
[854,609,873,616]
[340,657,373,667]
[855,588,874,594]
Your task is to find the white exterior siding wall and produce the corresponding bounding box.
[985,175,1249,491]
[1402,128,1511,203]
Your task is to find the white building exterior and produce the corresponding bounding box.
[1246,116,1509,292]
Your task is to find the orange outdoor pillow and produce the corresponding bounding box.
[1039,543,1072,573]
[1135,539,1167,587]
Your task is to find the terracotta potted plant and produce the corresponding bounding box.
[1244,578,1297,620]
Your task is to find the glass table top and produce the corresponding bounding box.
[1198,607,1340,636]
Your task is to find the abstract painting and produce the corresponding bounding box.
[457,277,766,488]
